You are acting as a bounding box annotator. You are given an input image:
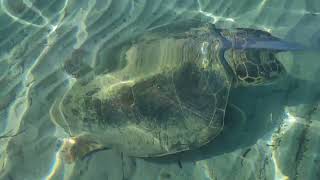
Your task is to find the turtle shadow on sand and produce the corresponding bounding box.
[143,74,320,164]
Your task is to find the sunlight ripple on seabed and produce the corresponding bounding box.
[196,161,215,180]
[266,108,299,180]
[0,0,69,28]
[196,0,235,24]
[257,0,268,12]
[195,0,275,34]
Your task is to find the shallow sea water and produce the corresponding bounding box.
[0,0,320,180]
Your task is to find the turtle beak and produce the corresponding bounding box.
[242,39,305,51]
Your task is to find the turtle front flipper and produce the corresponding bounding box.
[60,135,109,164]
[220,28,304,51]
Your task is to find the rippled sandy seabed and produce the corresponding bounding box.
[0,0,320,180]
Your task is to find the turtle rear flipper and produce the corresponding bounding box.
[60,136,109,164]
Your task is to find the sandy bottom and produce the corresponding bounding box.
[0,0,320,179]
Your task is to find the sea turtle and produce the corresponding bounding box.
[51,24,297,162]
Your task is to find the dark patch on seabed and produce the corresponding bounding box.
[292,95,320,180]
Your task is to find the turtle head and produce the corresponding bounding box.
[218,28,302,86]
[223,49,286,86]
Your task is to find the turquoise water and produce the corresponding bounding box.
[0,0,320,180]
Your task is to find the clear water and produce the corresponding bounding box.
[0,0,320,180]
